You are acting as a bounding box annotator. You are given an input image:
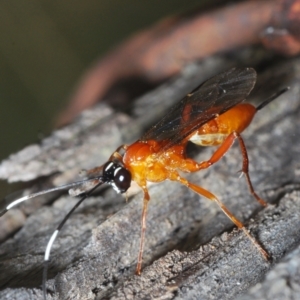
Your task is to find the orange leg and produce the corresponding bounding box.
[176,175,269,260]
[234,133,267,207]
[185,132,267,206]
[109,144,128,161]
[86,145,128,177]
[136,187,150,275]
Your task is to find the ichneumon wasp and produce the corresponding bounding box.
[0,67,288,299]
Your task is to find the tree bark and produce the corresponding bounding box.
[0,51,300,300]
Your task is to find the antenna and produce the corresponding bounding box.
[0,177,105,217]
[42,181,103,299]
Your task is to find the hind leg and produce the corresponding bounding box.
[184,132,267,206]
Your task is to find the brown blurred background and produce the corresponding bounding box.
[0,0,203,163]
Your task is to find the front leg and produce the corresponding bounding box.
[109,144,128,161]
[136,186,150,275]
[85,145,129,177]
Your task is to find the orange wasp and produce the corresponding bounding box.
[0,68,287,298]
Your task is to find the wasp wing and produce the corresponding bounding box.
[140,68,257,151]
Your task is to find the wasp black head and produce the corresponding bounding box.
[102,161,131,193]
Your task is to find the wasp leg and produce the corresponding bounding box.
[234,132,267,207]
[86,145,129,177]
[109,144,128,161]
[176,175,269,260]
[136,187,150,275]
[186,132,267,206]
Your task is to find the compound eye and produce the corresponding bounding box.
[103,161,115,178]
[114,168,131,193]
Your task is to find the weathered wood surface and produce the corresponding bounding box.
[0,52,300,300]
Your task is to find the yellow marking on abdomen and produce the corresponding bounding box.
[189,133,227,146]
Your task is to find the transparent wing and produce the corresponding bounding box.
[140,68,257,150]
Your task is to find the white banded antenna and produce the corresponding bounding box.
[34,180,105,300]
[0,177,104,217]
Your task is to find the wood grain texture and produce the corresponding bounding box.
[0,53,299,300]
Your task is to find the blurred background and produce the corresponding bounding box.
[0,0,203,163]
[0,0,214,200]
